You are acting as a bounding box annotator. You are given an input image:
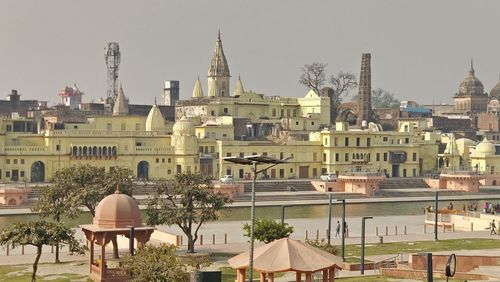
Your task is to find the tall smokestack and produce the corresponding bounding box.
[357,53,372,126]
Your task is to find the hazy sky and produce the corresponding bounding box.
[0,0,499,105]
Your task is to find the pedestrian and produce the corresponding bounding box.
[335,221,341,238]
[491,220,497,235]
[344,221,349,238]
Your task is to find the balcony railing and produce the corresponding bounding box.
[45,130,168,137]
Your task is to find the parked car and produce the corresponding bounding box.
[220,175,234,183]
[320,173,337,182]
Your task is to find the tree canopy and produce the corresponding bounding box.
[0,221,84,282]
[146,172,232,253]
[243,218,294,244]
[371,88,400,108]
[123,244,189,282]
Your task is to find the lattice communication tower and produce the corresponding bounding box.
[105,42,121,102]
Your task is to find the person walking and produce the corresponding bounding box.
[335,221,341,238]
[491,220,497,235]
[344,221,349,238]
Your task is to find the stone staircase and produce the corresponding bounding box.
[470,265,500,279]
[379,178,430,190]
[233,192,367,202]
[241,179,316,193]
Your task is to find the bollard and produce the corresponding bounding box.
[6,244,9,256]
[51,245,54,253]
[224,233,228,244]
[376,227,379,236]
[424,224,427,234]
[180,236,183,246]
[404,225,407,235]
[443,224,446,233]
[452,224,455,232]
[200,235,203,245]
[471,222,474,232]
[213,234,215,245]
[21,245,24,255]
[385,226,388,236]
[316,229,319,240]
[395,226,398,235]
[305,230,308,240]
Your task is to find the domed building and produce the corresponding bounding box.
[171,116,198,173]
[145,100,165,132]
[489,75,500,101]
[81,189,155,282]
[453,60,488,115]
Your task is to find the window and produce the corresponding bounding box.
[311,121,315,126]
[376,153,380,161]
[135,123,140,130]
[272,109,276,117]
[199,146,204,153]
[280,109,284,117]
[6,171,10,178]
[13,159,17,165]
[367,138,371,147]
[168,158,172,163]
[162,158,165,163]
[263,152,268,156]
[335,153,339,162]
[313,152,317,161]
[226,152,232,157]
[334,137,338,146]
[324,138,328,146]
[21,159,24,165]
[6,159,10,165]
[167,169,172,174]
[412,152,417,161]
[56,144,60,151]
[323,153,327,162]
[383,153,388,162]
[280,152,284,159]
[156,158,159,163]
[356,137,360,147]
[20,171,25,178]
[344,153,349,162]
[344,137,349,146]
[296,121,299,125]
[293,109,297,117]
[239,152,244,157]
[223,108,228,114]
[226,168,231,175]
[383,137,388,142]
[6,125,12,131]
[287,109,291,117]
[405,138,410,144]
[121,123,126,131]
[210,146,215,153]
[211,110,215,116]
[106,123,112,131]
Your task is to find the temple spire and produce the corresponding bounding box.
[469,58,475,76]
[207,31,230,97]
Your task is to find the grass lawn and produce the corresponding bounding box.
[0,264,91,282]
[344,238,500,257]
[337,276,463,281]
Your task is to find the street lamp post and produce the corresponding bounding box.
[337,199,346,261]
[361,216,373,275]
[434,191,439,241]
[327,193,333,245]
[224,155,290,282]
[281,205,292,225]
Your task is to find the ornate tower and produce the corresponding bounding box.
[105,42,121,103]
[207,31,230,97]
[357,53,372,126]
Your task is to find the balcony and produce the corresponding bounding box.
[4,146,50,155]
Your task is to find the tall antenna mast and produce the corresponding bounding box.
[105,42,121,103]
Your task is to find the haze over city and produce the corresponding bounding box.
[1,0,499,105]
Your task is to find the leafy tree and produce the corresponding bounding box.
[371,88,400,109]
[0,221,84,282]
[146,172,232,253]
[243,218,294,244]
[123,243,189,282]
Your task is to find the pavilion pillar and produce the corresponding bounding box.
[296,272,301,282]
[260,272,266,282]
[100,244,106,279]
[328,267,335,282]
[237,268,245,282]
[89,239,94,274]
[268,272,274,282]
[322,269,328,282]
[305,273,313,282]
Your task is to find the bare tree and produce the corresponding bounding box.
[329,72,358,105]
[299,62,327,95]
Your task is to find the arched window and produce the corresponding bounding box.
[83,146,88,156]
[103,147,108,156]
[72,146,77,156]
[78,147,82,156]
[93,146,97,156]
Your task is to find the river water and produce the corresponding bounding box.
[1,199,499,227]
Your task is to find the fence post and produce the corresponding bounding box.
[200,235,203,245]
[404,225,407,235]
[212,234,215,245]
[224,233,228,244]
[452,224,455,232]
[385,226,388,236]
[316,229,319,240]
[376,227,379,236]
[21,245,25,255]
[305,230,308,240]
[395,226,398,235]
[6,243,9,256]
[51,245,54,253]
[471,222,474,231]
[443,224,446,233]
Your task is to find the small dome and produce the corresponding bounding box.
[173,116,195,136]
[490,78,500,100]
[473,138,496,156]
[146,103,165,131]
[94,191,142,228]
[457,61,485,97]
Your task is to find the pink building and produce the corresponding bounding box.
[59,84,83,109]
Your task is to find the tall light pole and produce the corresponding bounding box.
[337,199,346,261]
[361,216,373,275]
[224,155,290,282]
[434,191,439,241]
[327,193,333,245]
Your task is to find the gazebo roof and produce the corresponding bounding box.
[228,238,343,273]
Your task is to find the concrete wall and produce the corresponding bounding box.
[214,183,244,198]
[311,180,343,192]
[410,253,500,273]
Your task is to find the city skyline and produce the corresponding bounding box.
[0,0,499,105]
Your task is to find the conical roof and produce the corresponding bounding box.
[208,31,230,77]
[228,238,343,272]
[146,100,165,131]
[233,75,244,96]
[113,85,129,116]
[192,77,204,98]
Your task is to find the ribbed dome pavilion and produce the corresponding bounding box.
[490,75,500,100]
[457,60,485,97]
[145,101,165,131]
[93,190,142,228]
[173,116,195,136]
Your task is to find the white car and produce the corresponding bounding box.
[220,175,234,183]
[320,173,337,182]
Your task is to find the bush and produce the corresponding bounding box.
[243,218,294,244]
[305,238,338,255]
